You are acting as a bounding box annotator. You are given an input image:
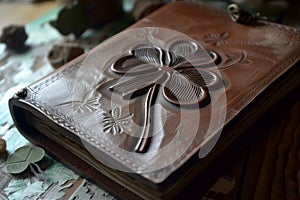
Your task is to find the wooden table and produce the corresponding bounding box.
[201,89,300,200]
[0,1,57,31]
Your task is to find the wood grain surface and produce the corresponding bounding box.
[202,88,300,200]
[0,1,57,31]
[241,99,300,200]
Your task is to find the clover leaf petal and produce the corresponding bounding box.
[7,146,45,174]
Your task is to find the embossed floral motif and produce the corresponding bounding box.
[54,88,101,114]
[110,41,218,106]
[71,97,100,114]
[102,107,133,135]
[203,32,229,46]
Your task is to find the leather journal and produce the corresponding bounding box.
[9,2,300,199]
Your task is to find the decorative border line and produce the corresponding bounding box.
[31,59,83,93]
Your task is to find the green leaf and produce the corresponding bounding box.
[6,145,45,174]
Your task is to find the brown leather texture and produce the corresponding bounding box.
[9,2,300,199]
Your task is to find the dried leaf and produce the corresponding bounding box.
[4,179,46,200]
[42,182,73,200]
[44,162,79,185]
[70,180,116,200]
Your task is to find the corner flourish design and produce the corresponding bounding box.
[220,50,251,69]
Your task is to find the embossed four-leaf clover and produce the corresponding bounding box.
[110,41,219,106]
[108,40,221,152]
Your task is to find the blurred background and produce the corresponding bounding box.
[0,0,299,32]
[0,0,57,31]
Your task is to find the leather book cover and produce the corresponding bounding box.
[9,2,300,199]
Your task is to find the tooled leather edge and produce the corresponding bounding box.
[30,55,85,93]
[19,94,144,173]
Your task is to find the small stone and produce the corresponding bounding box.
[49,3,88,38]
[48,43,84,68]
[0,24,28,52]
[0,138,6,153]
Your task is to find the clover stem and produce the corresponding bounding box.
[134,84,159,153]
[29,163,46,181]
